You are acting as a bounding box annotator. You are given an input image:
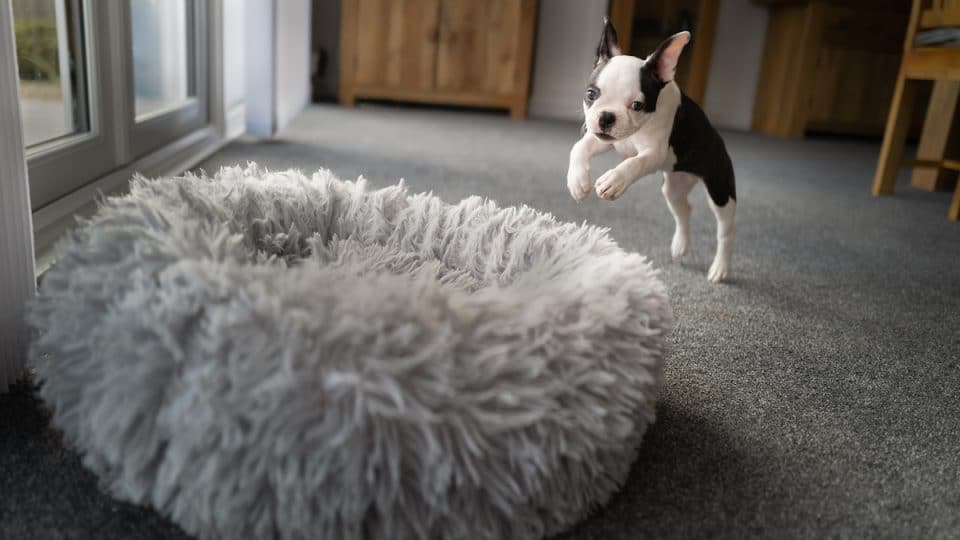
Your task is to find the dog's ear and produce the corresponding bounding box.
[648,31,691,82]
[596,17,621,65]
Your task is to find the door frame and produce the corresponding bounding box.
[0,0,38,392]
[26,0,123,210]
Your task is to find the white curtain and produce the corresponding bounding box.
[0,0,38,393]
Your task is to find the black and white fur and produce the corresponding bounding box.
[566,19,736,283]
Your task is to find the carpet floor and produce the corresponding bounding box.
[3,103,959,539]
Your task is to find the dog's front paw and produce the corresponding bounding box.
[595,169,633,201]
[567,165,592,202]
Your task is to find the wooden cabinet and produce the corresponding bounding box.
[752,0,921,138]
[339,0,538,118]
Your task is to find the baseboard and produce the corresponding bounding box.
[32,126,229,275]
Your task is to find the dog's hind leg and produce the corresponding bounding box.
[662,171,698,259]
[707,197,736,283]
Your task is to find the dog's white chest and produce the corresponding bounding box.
[618,129,677,170]
[613,140,638,158]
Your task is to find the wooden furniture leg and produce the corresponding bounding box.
[752,2,825,138]
[509,100,528,120]
[950,181,960,220]
[608,0,636,55]
[338,0,358,107]
[685,0,719,105]
[873,73,919,196]
[911,80,960,192]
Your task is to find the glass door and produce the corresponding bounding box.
[12,0,209,210]
[15,0,88,146]
[14,0,117,210]
[129,0,207,157]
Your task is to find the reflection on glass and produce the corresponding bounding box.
[131,0,195,119]
[13,0,89,147]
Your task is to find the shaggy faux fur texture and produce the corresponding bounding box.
[28,166,672,540]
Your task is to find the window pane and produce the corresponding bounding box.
[13,0,89,148]
[131,0,196,119]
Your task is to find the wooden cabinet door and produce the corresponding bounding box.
[434,0,537,101]
[345,0,441,93]
[340,0,537,117]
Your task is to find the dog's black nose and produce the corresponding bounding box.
[599,111,616,130]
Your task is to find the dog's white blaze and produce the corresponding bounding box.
[586,56,645,139]
[594,56,644,103]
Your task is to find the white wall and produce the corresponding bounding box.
[244,0,311,137]
[701,0,768,130]
[275,0,312,130]
[224,0,246,108]
[528,0,608,121]
[245,0,274,137]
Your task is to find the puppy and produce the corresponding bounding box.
[566,19,736,283]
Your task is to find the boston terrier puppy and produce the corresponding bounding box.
[566,19,736,283]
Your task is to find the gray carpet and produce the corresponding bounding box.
[4,103,959,539]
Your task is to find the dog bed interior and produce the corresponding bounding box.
[29,166,672,540]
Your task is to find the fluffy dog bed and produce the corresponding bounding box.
[29,166,672,540]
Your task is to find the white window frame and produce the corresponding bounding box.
[127,0,210,158]
[27,0,215,210]
[28,0,239,271]
[26,0,121,210]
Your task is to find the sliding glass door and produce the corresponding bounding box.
[14,0,88,147]
[14,0,115,209]
[12,0,209,210]
[129,0,207,157]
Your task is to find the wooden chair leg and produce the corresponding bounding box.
[873,74,919,196]
[911,80,960,192]
[950,181,960,221]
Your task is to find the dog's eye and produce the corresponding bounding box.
[631,101,644,111]
[585,88,598,101]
